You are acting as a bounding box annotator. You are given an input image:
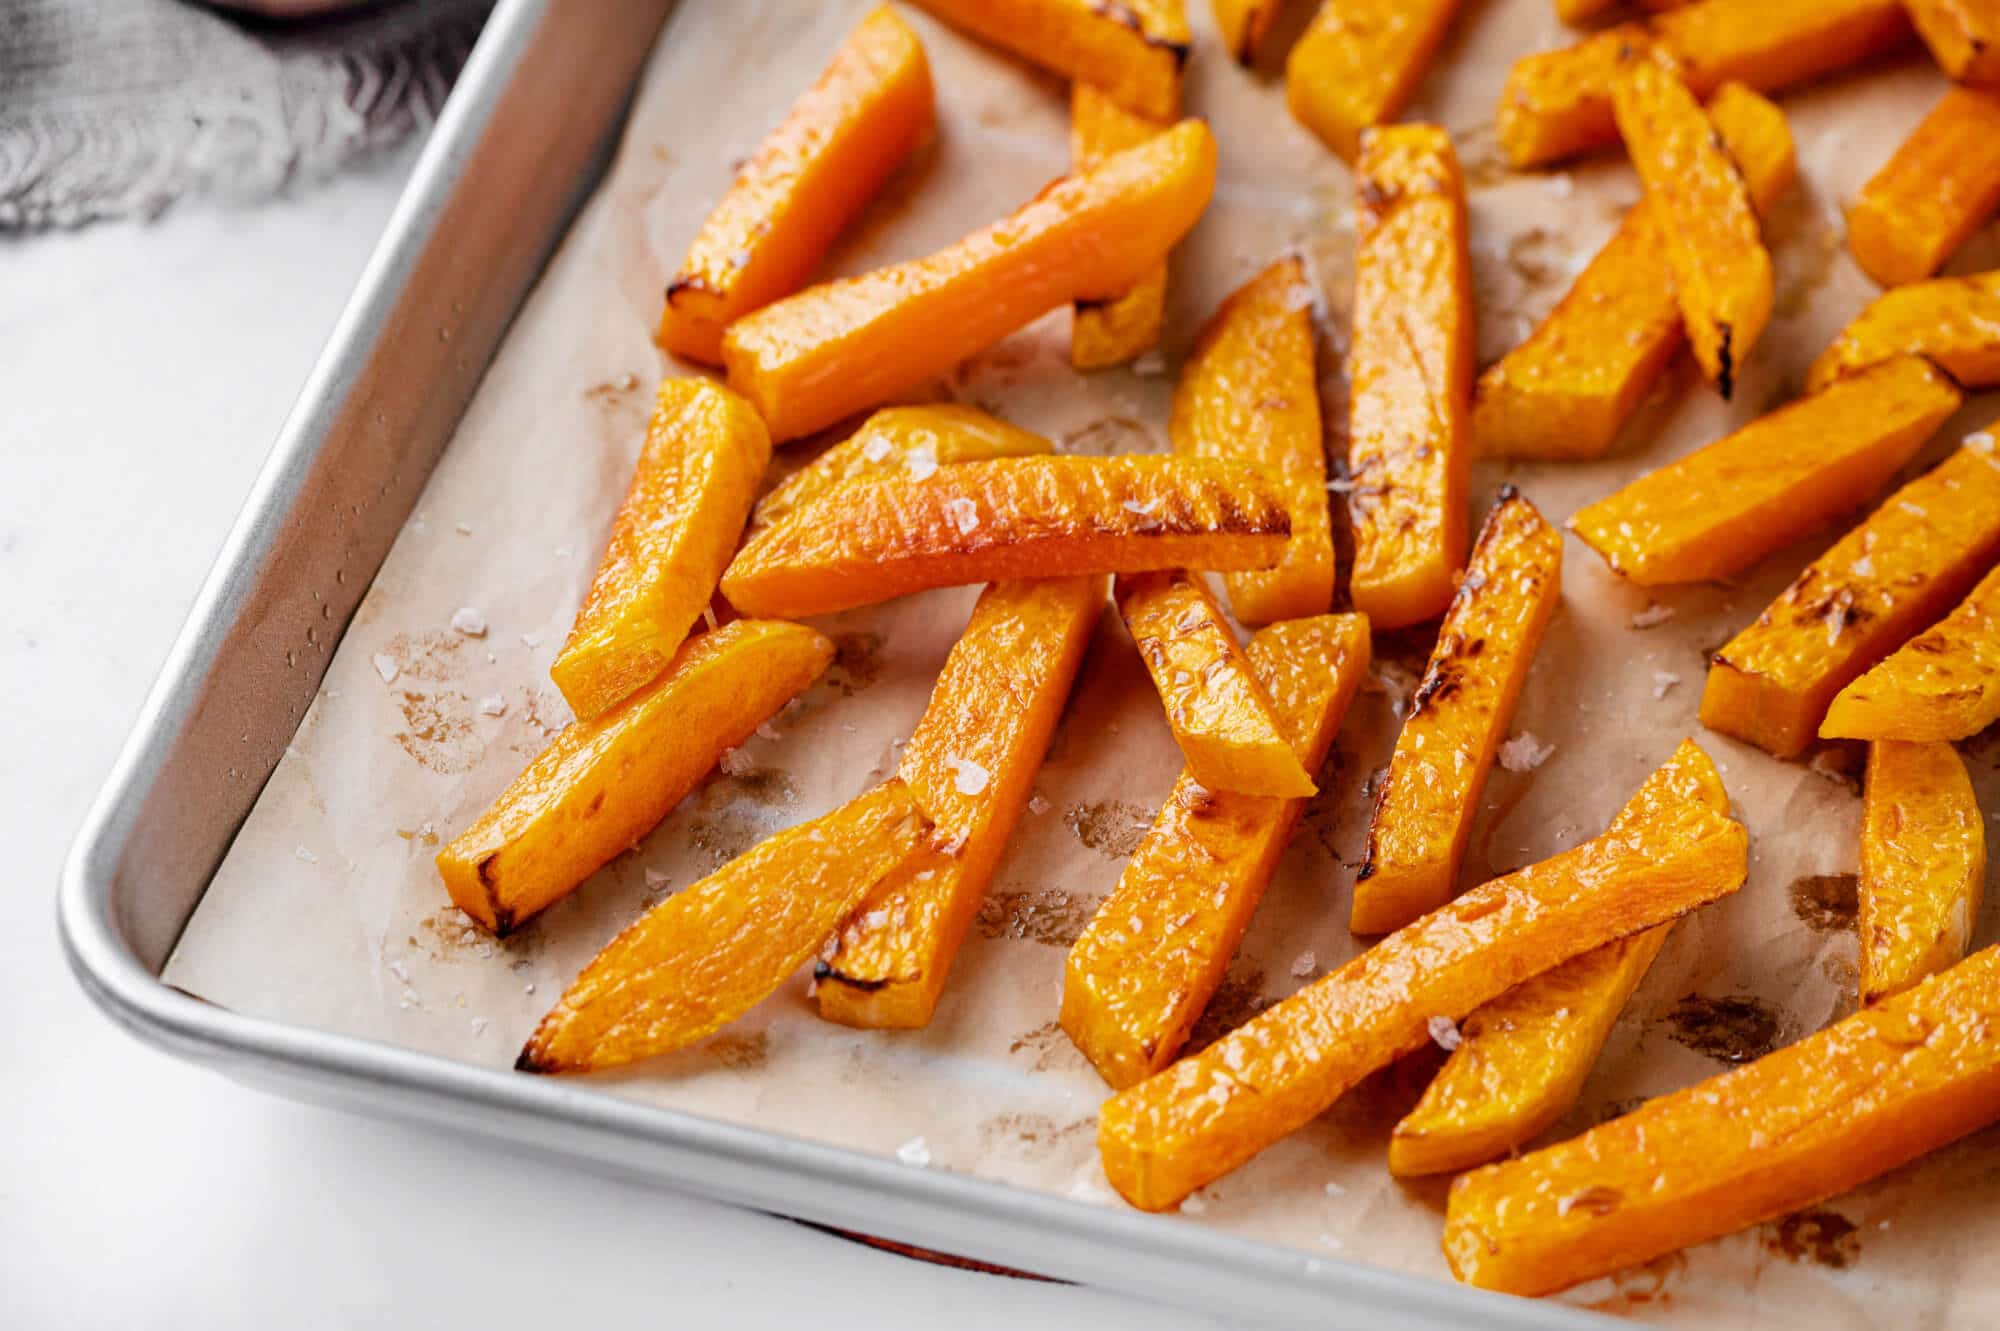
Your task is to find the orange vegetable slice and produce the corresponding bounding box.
[1859,740,1987,1004]
[1847,85,2000,288]
[1353,488,1564,935]
[1823,562,2000,742]
[1063,615,1372,1089]
[1346,124,1474,630]
[910,0,1189,120]
[1284,0,1463,163]
[1071,84,1172,370]
[1700,438,2000,757]
[1097,741,1749,1211]
[1808,270,2000,394]
[817,577,1104,1028]
[1171,257,1334,624]
[1213,0,1289,63]
[720,454,1291,619]
[550,379,771,722]
[438,620,833,936]
[1443,944,2000,1296]
[1568,355,1962,587]
[655,6,934,364]
[723,119,1216,442]
[1907,0,2000,83]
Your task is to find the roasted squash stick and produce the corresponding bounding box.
[911,0,1189,120]
[1353,489,1564,935]
[1907,0,2000,84]
[655,7,934,363]
[1064,615,1371,1089]
[1611,62,1772,398]
[1443,945,2000,1296]
[1808,270,2000,393]
[721,455,1291,619]
[1071,85,1172,370]
[1391,925,1671,1177]
[1495,0,1910,169]
[1285,0,1463,163]
[1701,439,2000,757]
[1213,0,1288,63]
[817,577,1103,1028]
[1475,84,1795,460]
[1116,571,1317,798]
[550,380,771,722]
[751,405,1050,534]
[1569,355,1962,587]
[1098,741,1749,1211]
[439,621,833,936]
[1346,125,1474,630]
[1859,740,1987,1005]
[1171,258,1333,624]
[1823,563,2000,742]
[518,782,933,1074]
[724,119,1216,441]
[1847,85,2000,288]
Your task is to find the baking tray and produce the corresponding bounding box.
[56,2,1617,1325]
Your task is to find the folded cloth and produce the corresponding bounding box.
[0,0,492,230]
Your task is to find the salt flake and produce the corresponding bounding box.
[945,496,980,535]
[905,451,939,481]
[1290,951,1317,979]
[372,653,400,684]
[1651,671,1681,699]
[479,694,508,717]
[1427,1014,1462,1051]
[1850,554,1875,578]
[520,632,542,648]
[1132,350,1168,377]
[644,868,671,888]
[1028,795,1052,815]
[946,754,992,795]
[756,720,782,741]
[294,845,318,864]
[718,747,755,777]
[896,1136,932,1167]
[1180,1195,1208,1214]
[454,522,473,535]
[1497,732,1555,772]
[1323,1180,1347,1198]
[1629,603,1675,629]
[450,607,488,637]
[861,435,894,463]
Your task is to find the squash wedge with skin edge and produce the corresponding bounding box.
[1475,84,1795,461]
[1859,740,1987,1005]
[722,119,1215,442]
[816,577,1103,1028]
[721,454,1291,620]
[1611,64,1771,398]
[1346,124,1474,631]
[1907,0,2000,84]
[1213,0,1287,64]
[437,619,833,936]
[1063,614,1372,1089]
[910,0,1189,120]
[1353,488,1563,935]
[1097,740,1749,1212]
[1823,563,2000,742]
[1442,944,2000,1297]
[1116,571,1317,798]
[1847,86,2000,289]
[550,380,771,723]
[517,781,933,1075]
[1700,440,2000,758]
[1807,270,2000,393]
[1071,85,1172,370]
[1284,0,1463,163]
[1171,257,1334,624]
[1568,355,1962,588]
[655,6,934,364]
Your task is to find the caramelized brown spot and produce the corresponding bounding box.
[1663,993,1783,1063]
[1765,1209,1860,1269]
[1788,872,1858,932]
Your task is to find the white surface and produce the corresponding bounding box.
[0,155,1236,1331]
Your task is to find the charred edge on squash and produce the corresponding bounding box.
[1231,3,1263,64]
[664,273,718,306]
[514,1040,556,1074]
[814,960,893,992]
[1716,323,1735,401]
[477,853,518,938]
[1089,0,1192,67]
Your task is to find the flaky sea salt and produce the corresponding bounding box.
[1028,794,1052,815]
[1122,498,1161,517]
[388,960,410,983]
[756,720,782,741]
[455,522,473,535]
[1497,732,1555,772]
[906,450,939,481]
[372,653,400,684]
[1291,951,1317,979]
[644,868,670,888]
[1427,1014,1462,1051]
[1323,1181,1347,1198]
[1180,1195,1208,1214]
[1630,603,1675,629]
[470,1016,488,1036]
[554,545,575,559]
[861,435,894,463]
[294,845,317,864]
[1543,172,1574,198]
[1899,502,1927,518]
[896,1136,932,1167]
[450,607,488,637]
[1132,350,1168,377]
[1966,430,1994,452]
[1651,671,1681,699]
[946,754,992,795]
[718,747,755,777]
[479,694,508,717]
[520,632,542,648]
[1850,554,1875,578]
[945,496,980,534]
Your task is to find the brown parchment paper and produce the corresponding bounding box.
[164,1,2000,1322]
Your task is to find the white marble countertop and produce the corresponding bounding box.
[1,151,1241,1330]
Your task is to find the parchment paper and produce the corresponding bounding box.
[164,1,2000,1322]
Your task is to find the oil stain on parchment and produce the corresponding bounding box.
[1063,799,1151,859]
[1662,994,1785,1064]
[1790,872,1859,932]
[395,690,483,774]
[1765,1209,1861,1270]
[976,888,1097,946]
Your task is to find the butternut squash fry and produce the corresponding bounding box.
[1070,83,1172,370]
[438,620,833,937]
[1475,84,1795,460]
[550,380,771,722]
[1284,0,1463,163]
[1701,439,2000,757]
[1907,0,2000,84]
[720,454,1291,619]
[1353,489,1564,935]
[1496,0,1911,169]
[1346,124,1474,631]
[655,7,934,364]
[1823,563,2000,742]
[1568,355,1962,587]
[1097,741,1749,1211]
[1808,270,2000,393]
[723,119,1216,441]
[1859,740,1987,1005]
[1063,615,1372,1089]
[1116,571,1317,798]
[750,405,1050,535]
[1557,0,1694,23]
[910,0,1189,120]
[1170,258,1333,624]
[1390,924,1671,1177]
[816,577,1103,1028]
[1443,945,2000,1296]
[1611,64,1772,398]
[518,782,932,1074]
[1213,0,1289,63]
[1847,86,2000,288]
